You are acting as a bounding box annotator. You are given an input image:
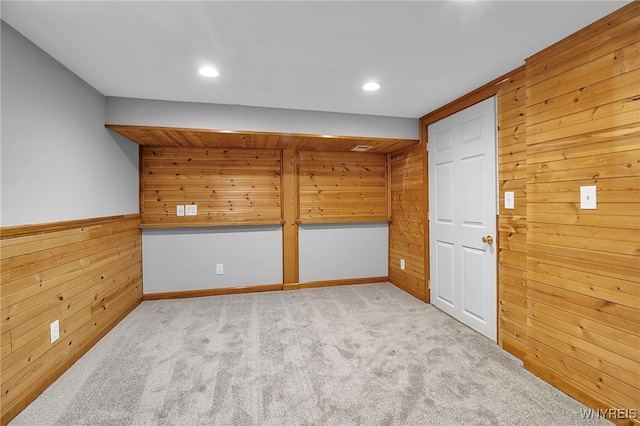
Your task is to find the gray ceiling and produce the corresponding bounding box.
[1,1,630,119]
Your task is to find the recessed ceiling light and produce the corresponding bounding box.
[199,66,219,77]
[362,82,381,91]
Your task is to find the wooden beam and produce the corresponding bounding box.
[282,147,299,284]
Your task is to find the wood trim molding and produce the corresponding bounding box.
[501,339,527,361]
[143,284,284,300]
[0,214,141,239]
[139,220,285,229]
[418,66,525,307]
[523,357,637,426]
[419,66,525,127]
[138,145,144,219]
[296,218,392,225]
[389,279,426,303]
[284,276,389,291]
[282,147,300,284]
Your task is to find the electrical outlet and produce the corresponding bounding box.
[400,259,405,270]
[176,205,185,216]
[185,204,198,216]
[216,264,223,275]
[50,320,60,343]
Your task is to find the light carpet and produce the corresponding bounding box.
[10,283,609,425]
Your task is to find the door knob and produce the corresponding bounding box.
[482,235,494,245]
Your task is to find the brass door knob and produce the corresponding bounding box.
[482,235,494,245]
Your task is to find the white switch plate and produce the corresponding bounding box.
[580,186,597,209]
[176,205,185,216]
[504,191,515,209]
[216,264,223,275]
[50,320,60,343]
[400,259,405,270]
[185,204,198,216]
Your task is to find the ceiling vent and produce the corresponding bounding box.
[351,145,373,152]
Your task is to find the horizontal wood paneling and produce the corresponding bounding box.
[524,3,640,423]
[107,125,419,154]
[497,66,528,360]
[298,151,389,222]
[141,146,282,226]
[388,145,427,301]
[0,215,143,425]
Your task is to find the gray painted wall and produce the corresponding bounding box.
[299,223,388,282]
[0,22,139,227]
[3,21,396,289]
[142,226,283,294]
[106,97,419,140]
[108,92,402,291]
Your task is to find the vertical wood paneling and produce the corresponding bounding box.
[282,148,299,284]
[497,66,528,360]
[389,145,426,301]
[0,215,143,425]
[298,151,389,222]
[524,3,640,421]
[141,146,282,226]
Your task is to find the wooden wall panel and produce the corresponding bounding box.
[141,146,282,226]
[524,3,640,422]
[107,125,418,153]
[0,215,143,425]
[389,145,427,301]
[298,151,389,223]
[497,66,528,360]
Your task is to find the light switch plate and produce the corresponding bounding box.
[176,205,185,216]
[504,191,515,209]
[185,204,198,216]
[216,264,223,275]
[50,320,60,343]
[580,186,597,210]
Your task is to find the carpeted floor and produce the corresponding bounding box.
[10,283,609,426]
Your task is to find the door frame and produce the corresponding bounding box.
[419,68,519,340]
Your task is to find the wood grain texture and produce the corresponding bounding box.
[297,151,389,222]
[141,146,282,226]
[388,145,427,301]
[497,66,528,359]
[524,3,640,422]
[283,276,389,291]
[282,148,300,284]
[0,215,142,426]
[107,125,418,154]
[143,284,283,300]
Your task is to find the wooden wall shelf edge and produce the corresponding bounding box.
[296,217,392,225]
[140,220,285,229]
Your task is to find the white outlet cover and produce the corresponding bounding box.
[50,320,60,343]
[185,204,198,216]
[580,186,597,210]
[400,259,405,270]
[216,264,223,275]
[176,205,185,216]
[504,191,515,209]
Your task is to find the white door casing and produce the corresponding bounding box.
[428,97,497,341]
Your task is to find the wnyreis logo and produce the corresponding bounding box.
[580,408,637,420]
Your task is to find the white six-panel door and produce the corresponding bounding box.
[428,97,497,340]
